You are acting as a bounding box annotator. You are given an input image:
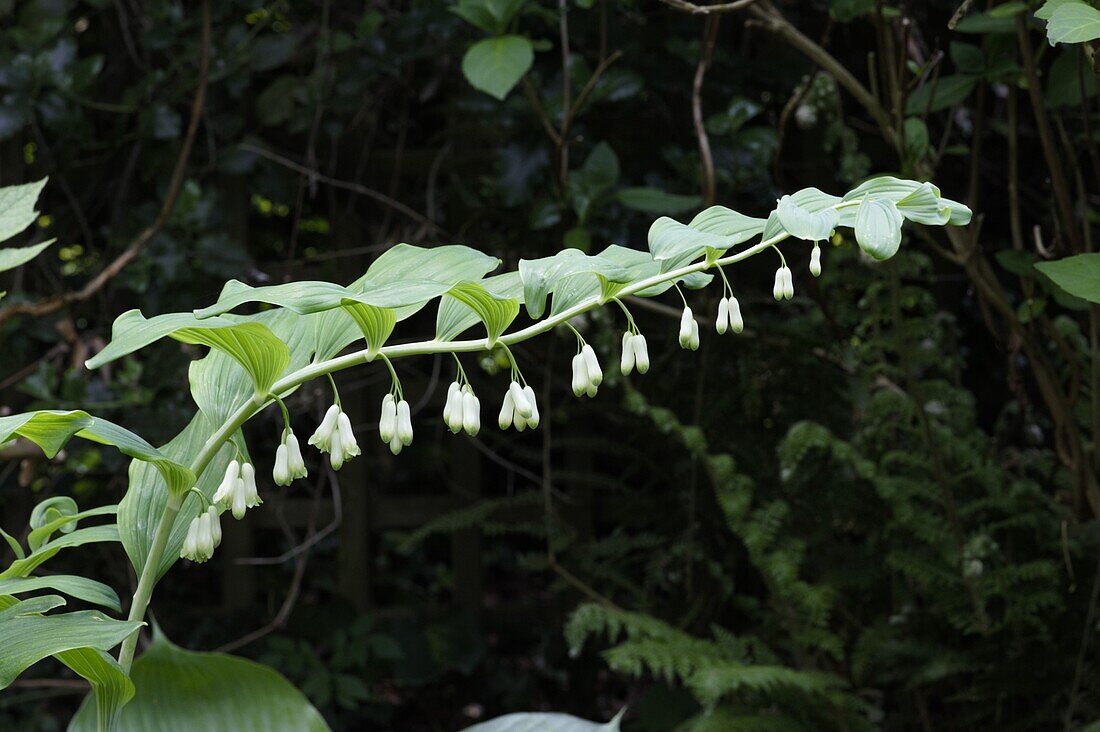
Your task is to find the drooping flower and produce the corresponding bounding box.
[678,306,700,350]
[521,385,540,429]
[285,432,307,479]
[620,332,636,375]
[572,352,590,396]
[810,244,822,277]
[443,382,464,433]
[773,266,794,301]
[180,505,221,563]
[396,399,414,447]
[508,380,532,419]
[633,334,650,374]
[331,411,362,469]
[728,296,744,333]
[581,345,603,388]
[379,394,397,443]
[499,389,515,430]
[716,298,730,335]
[213,459,261,520]
[273,443,291,486]
[461,386,481,436]
[308,404,340,453]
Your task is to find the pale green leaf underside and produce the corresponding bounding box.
[68,631,330,731]
[0,575,121,612]
[462,710,623,732]
[1045,1,1100,44]
[446,281,521,344]
[0,239,55,273]
[519,249,631,319]
[436,272,523,342]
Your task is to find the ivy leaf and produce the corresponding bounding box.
[854,197,904,260]
[69,629,330,731]
[0,595,143,689]
[0,178,47,243]
[462,35,534,100]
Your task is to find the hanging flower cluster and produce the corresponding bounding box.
[310,402,362,469]
[443,369,481,436]
[212,459,262,520]
[181,505,221,563]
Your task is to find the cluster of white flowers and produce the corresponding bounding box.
[620,332,650,375]
[272,430,308,486]
[499,380,539,431]
[571,344,603,397]
[715,296,744,335]
[309,403,361,469]
[212,459,262,520]
[379,393,414,454]
[443,381,481,435]
[678,306,700,350]
[181,505,222,562]
[772,266,794,301]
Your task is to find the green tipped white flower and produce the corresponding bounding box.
[572,353,589,396]
[509,380,532,419]
[728,296,744,333]
[633,334,650,374]
[620,332,636,375]
[181,505,221,563]
[273,443,291,486]
[308,404,340,452]
[443,382,463,433]
[581,345,602,388]
[329,411,361,470]
[207,505,222,548]
[810,244,822,277]
[716,298,729,335]
[773,266,794,301]
[212,460,240,506]
[679,306,700,350]
[212,459,260,520]
[461,386,480,436]
[379,394,397,443]
[521,385,539,429]
[240,462,262,513]
[499,390,515,430]
[396,399,413,446]
[273,430,307,486]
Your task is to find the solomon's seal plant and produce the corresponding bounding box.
[0,176,969,729]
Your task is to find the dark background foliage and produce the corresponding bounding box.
[2,0,1099,729]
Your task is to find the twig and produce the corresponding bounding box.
[658,0,761,14]
[239,143,443,236]
[0,1,211,327]
[693,18,720,206]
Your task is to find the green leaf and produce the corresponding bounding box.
[0,411,194,495]
[954,11,1017,33]
[1046,49,1099,106]
[463,710,623,732]
[1046,1,1100,44]
[0,596,142,689]
[1037,0,1079,21]
[69,630,330,731]
[452,0,525,34]
[1035,253,1100,303]
[616,188,701,215]
[648,217,738,271]
[1,526,121,580]
[443,282,521,344]
[0,239,55,273]
[340,301,397,356]
[895,183,951,225]
[518,249,630,319]
[687,206,767,242]
[462,35,534,100]
[27,504,117,552]
[0,178,47,243]
[906,74,977,115]
[0,575,121,612]
[59,648,135,732]
[596,245,712,298]
[436,273,523,342]
[776,194,839,242]
[854,197,903,260]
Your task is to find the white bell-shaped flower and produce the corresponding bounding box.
[498,389,515,430]
[508,381,532,419]
[285,431,307,479]
[728,296,744,333]
[396,399,413,446]
[308,404,340,453]
[240,462,262,513]
[810,244,822,277]
[443,382,464,434]
[212,460,240,506]
[273,443,291,486]
[581,345,602,387]
[521,385,540,429]
[388,434,404,455]
[462,387,480,436]
[572,353,590,396]
[181,506,220,563]
[782,266,794,300]
[773,267,785,301]
[679,307,700,350]
[620,332,636,375]
[633,334,650,374]
[329,423,346,470]
[207,506,222,548]
[329,411,361,470]
[379,394,397,443]
[716,298,730,335]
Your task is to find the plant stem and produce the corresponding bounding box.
[118,215,823,668]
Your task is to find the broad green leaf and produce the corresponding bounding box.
[463,710,624,732]
[616,188,702,215]
[0,411,194,495]
[763,188,842,240]
[340,300,396,356]
[906,74,977,114]
[1046,49,1099,106]
[174,322,290,396]
[0,178,47,243]
[595,245,713,298]
[451,0,525,34]
[895,183,951,225]
[1037,0,1079,21]
[194,278,459,320]
[462,35,534,100]
[1035,253,1100,303]
[954,11,1017,33]
[59,648,135,732]
[776,194,839,242]
[0,596,142,689]
[0,575,121,612]
[27,504,116,553]
[444,282,521,344]
[0,239,55,273]
[69,630,330,731]
[436,272,523,341]
[688,206,767,242]
[519,249,630,319]
[854,197,903,260]
[648,217,736,271]
[1,525,121,579]
[1046,1,1100,44]
[311,244,499,360]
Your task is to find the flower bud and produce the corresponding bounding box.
[498,391,515,430]
[273,443,291,486]
[509,381,532,419]
[308,404,341,453]
[329,425,345,470]
[782,266,794,300]
[213,460,240,506]
[285,432,307,480]
[633,334,650,374]
[687,319,700,350]
[729,296,744,334]
[716,298,729,335]
[522,385,540,429]
[207,506,222,548]
[679,307,695,349]
[809,244,822,277]
[443,382,460,430]
[379,394,397,443]
[581,345,602,387]
[396,400,414,446]
[620,332,636,375]
[773,268,785,301]
[462,389,480,436]
[572,353,589,397]
[389,434,403,456]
